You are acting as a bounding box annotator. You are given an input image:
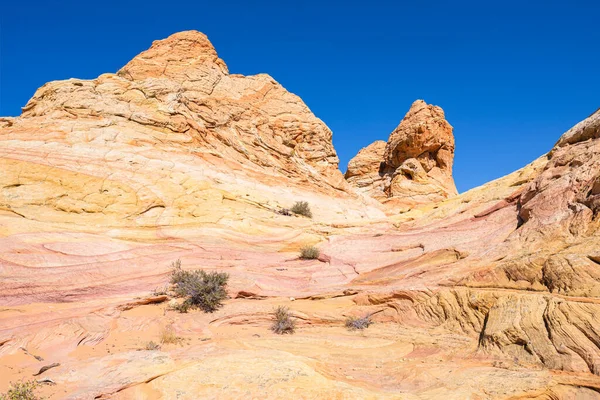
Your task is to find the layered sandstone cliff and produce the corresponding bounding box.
[345,100,457,208]
[0,31,383,232]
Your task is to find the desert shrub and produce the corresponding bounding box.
[145,340,160,350]
[159,325,181,345]
[152,285,169,296]
[271,306,296,335]
[291,201,312,218]
[170,260,229,313]
[0,380,40,400]
[169,259,184,282]
[172,301,191,313]
[299,245,320,260]
[345,315,373,331]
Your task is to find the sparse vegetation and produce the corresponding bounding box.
[152,285,169,296]
[345,315,373,331]
[0,380,41,400]
[277,208,292,216]
[291,201,312,218]
[170,260,229,313]
[299,245,320,260]
[159,325,182,345]
[172,301,191,313]
[271,306,296,335]
[145,341,161,350]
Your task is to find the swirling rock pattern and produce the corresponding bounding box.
[1,31,600,399]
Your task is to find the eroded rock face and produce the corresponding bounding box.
[344,140,387,200]
[13,30,346,193]
[3,30,600,399]
[517,108,600,238]
[345,100,458,208]
[0,31,377,229]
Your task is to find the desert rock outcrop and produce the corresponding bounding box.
[0,31,383,232]
[2,30,600,399]
[346,100,457,208]
[343,140,387,200]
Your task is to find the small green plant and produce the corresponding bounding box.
[170,260,229,313]
[0,380,40,400]
[145,341,160,350]
[291,201,312,218]
[299,245,320,260]
[271,306,296,335]
[345,315,373,331]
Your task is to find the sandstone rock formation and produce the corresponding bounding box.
[343,140,387,200]
[346,100,458,208]
[1,30,600,399]
[0,31,357,229]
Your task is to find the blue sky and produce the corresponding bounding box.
[1,0,599,192]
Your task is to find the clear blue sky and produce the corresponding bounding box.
[1,0,599,192]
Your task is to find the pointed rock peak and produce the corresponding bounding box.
[403,99,447,124]
[345,99,457,206]
[385,99,454,171]
[382,98,456,199]
[118,30,229,81]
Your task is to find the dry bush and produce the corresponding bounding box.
[271,306,296,335]
[299,245,320,260]
[152,285,169,296]
[345,315,373,331]
[160,325,182,345]
[171,301,191,313]
[170,260,229,313]
[0,380,40,400]
[291,201,312,218]
[145,341,160,350]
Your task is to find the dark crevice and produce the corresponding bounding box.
[516,199,525,229]
[477,312,490,349]
[542,310,555,346]
[587,255,600,266]
[76,335,89,347]
[138,204,166,216]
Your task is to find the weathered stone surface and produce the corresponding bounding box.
[554,107,600,147]
[517,108,600,241]
[2,30,600,399]
[344,140,387,200]
[6,31,353,221]
[346,100,458,209]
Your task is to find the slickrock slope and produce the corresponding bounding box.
[375,109,600,378]
[346,100,458,209]
[0,30,386,303]
[1,30,600,399]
